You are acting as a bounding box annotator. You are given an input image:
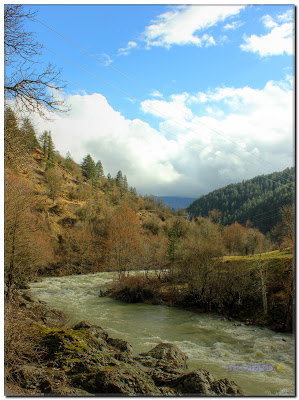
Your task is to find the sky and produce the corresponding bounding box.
[20,4,294,197]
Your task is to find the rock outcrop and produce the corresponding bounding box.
[9,314,244,396]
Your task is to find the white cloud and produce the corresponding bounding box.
[223,21,243,30]
[260,15,278,29]
[241,9,294,57]
[151,90,163,98]
[141,93,193,122]
[118,41,138,56]
[278,9,294,22]
[100,53,113,66]
[143,5,244,48]
[29,78,293,197]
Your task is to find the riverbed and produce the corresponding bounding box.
[28,272,295,396]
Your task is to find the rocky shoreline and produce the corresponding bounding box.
[5,291,243,396]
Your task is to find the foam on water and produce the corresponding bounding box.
[28,272,295,396]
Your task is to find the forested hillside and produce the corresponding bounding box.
[187,168,295,233]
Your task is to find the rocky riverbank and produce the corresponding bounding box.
[5,291,243,396]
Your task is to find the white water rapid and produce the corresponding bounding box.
[27,272,295,396]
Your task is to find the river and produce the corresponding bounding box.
[28,272,295,396]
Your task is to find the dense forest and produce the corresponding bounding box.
[187,168,295,234]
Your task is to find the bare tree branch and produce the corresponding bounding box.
[4,5,69,118]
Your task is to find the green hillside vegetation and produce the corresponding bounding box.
[187,168,294,233]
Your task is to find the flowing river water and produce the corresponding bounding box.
[28,272,295,396]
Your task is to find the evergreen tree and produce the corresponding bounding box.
[115,170,124,187]
[129,186,137,196]
[4,107,22,159]
[65,151,73,172]
[81,154,97,186]
[39,130,49,155]
[47,131,55,160]
[95,160,104,179]
[107,173,113,185]
[123,175,128,191]
[45,131,55,170]
[20,117,38,150]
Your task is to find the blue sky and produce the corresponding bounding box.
[22,4,294,197]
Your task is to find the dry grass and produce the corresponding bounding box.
[5,300,45,387]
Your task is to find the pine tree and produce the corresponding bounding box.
[81,154,97,187]
[129,186,137,196]
[20,117,38,151]
[45,131,55,170]
[115,170,123,187]
[95,160,104,179]
[107,173,113,185]
[123,175,128,191]
[47,131,55,160]
[39,130,49,155]
[4,107,22,160]
[65,151,73,172]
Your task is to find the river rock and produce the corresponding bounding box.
[72,321,109,341]
[211,378,244,395]
[106,337,133,354]
[8,312,244,397]
[150,367,184,386]
[170,369,244,395]
[72,364,161,395]
[137,342,187,369]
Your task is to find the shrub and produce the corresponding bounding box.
[109,275,160,303]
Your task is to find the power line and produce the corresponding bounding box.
[36,64,296,229]
[35,17,292,178]
[42,46,279,176]
[36,58,294,193]
[235,205,293,225]
[48,69,232,165]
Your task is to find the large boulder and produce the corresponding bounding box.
[170,369,244,395]
[72,321,108,341]
[72,364,161,395]
[106,337,132,354]
[137,342,187,369]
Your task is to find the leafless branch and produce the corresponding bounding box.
[4,5,69,118]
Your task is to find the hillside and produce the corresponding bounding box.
[187,168,295,233]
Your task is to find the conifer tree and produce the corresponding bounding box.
[47,131,55,160]
[39,130,49,155]
[45,131,55,170]
[115,170,123,187]
[20,118,38,151]
[95,160,104,179]
[107,173,112,185]
[129,186,137,196]
[65,151,74,172]
[4,107,22,159]
[123,175,128,191]
[81,154,97,187]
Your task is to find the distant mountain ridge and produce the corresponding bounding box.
[187,167,295,233]
[155,196,197,210]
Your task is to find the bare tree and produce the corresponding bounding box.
[5,171,54,298]
[4,5,68,118]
